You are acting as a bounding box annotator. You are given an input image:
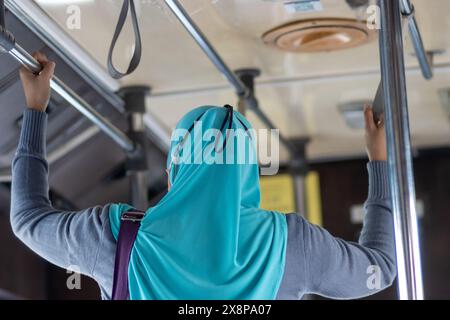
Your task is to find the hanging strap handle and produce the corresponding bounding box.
[112,210,145,300]
[107,0,142,79]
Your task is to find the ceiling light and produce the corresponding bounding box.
[262,18,377,53]
[339,101,371,130]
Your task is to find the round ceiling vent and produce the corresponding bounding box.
[262,18,377,53]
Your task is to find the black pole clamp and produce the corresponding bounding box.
[0,25,15,52]
[0,0,14,53]
[289,138,310,176]
[235,68,261,114]
[118,86,151,172]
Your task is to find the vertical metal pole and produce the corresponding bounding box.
[120,86,151,210]
[378,0,424,300]
[0,0,6,28]
[129,169,148,210]
[289,138,309,216]
[293,175,305,215]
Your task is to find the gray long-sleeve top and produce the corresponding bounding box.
[10,110,396,300]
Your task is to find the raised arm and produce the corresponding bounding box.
[300,106,396,299]
[10,53,115,281]
[300,161,396,299]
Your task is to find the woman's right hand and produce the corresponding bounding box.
[19,52,56,112]
[364,105,387,162]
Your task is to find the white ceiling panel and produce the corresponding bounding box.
[32,0,450,161]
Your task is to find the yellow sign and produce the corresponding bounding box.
[260,174,296,214]
[305,171,323,227]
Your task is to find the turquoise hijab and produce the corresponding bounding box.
[110,106,287,300]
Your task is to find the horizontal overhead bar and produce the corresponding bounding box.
[4,40,136,153]
[5,0,125,111]
[164,0,298,158]
[400,0,433,79]
[4,0,172,154]
[147,63,450,100]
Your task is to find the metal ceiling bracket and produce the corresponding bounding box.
[119,86,151,210]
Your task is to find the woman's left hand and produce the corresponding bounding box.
[364,105,387,162]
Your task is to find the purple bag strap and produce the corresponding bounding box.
[112,210,145,300]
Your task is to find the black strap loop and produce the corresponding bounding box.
[107,0,142,79]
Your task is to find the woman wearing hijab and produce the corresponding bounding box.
[10,53,396,300]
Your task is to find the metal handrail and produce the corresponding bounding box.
[5,42,136,153]
[378,0,424,300]
[164,0,298,158]
[400,0,433,79]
